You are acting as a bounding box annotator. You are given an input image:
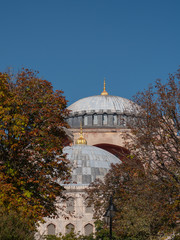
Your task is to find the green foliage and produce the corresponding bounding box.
[44,231,91,240]
[0,209,35,240]
[93,220,110,240]
[173,236,180,240]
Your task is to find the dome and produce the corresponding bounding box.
[63,144,121,185]
[68,95,137,115]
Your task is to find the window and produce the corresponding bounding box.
[66,197,75,214]
[85,198,93,213]
[102,114,107,125]
[121,117,126,126]
[84,224,93,236]
[84,115,88,126]
[47,223,55,235]
[120,115,126,126]
[93,114,98,125]
[113,114,117,125]
[66,223,75,234]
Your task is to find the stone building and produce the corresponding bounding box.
[38,80,138,237]
[67,80,138,158]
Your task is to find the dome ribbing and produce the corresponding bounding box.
[68,95,137,115]
[63,144,121,185]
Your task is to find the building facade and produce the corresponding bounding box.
[38,81,138,237]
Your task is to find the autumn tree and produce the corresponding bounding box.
[126,69,180,184]
[0,69,71,226]
[125,68,180,234]
[124,68,180,237]
[87,161,179,239]
[87,68,180,239]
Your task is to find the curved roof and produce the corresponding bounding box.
[63,144,121,185]
[68,95,137,115]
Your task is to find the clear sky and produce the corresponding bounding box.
[0,0,180,105]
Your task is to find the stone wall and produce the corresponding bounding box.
[38,186,94,237]
[71,128,130,147]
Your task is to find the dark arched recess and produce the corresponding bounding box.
[94,143,129,161]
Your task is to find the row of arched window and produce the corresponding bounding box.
[47,223,93,236]
[66,197,93,214]
[67,112,140,128]
[83,114,118,126]
[67,113,132,128]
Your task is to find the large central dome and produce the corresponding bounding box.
[66,81,139,128]
[68,95,136,115]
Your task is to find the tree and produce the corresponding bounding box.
[87,68,180,239]
[124,69,180,233]
[124,69,180,238]
[126,69,180,184]
[87,157,179,239]
[87,161,158,239]
[0,69,71,226]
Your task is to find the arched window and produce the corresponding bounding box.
[85,198,93,213]
[84,223,93,236]
[113,114,117,125]
[84,115,88,126]
[121,116,126,126]
[66,197,75,214]
[66,223,75,234]
[93,114,98,125]
[102,114,107,125]
[47,223,55,235]
[74,116,78,126]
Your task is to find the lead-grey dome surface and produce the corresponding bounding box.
[63,144,121,185]
[68,95,137,114]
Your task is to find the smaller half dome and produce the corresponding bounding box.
[63,144,121,185]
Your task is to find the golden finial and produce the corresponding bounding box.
[76,122,87,145]
[101,78,108,95]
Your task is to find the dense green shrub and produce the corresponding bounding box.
[0,210,35,240]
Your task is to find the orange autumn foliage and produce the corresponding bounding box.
[0,69,71,224]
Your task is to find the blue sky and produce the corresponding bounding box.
[0,0,180,105]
